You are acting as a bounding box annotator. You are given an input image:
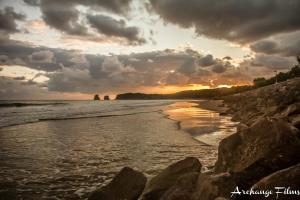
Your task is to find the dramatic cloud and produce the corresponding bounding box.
[246,54,297,70]
[87,14,145,44]
[0,40,82,71]
[250,31,300,57]
[2,33,293,99]
[82,0,132,14]
[198,54,215,67]
[29,0,133,14]
[150,0,300,44]
[29,50,54,63]
[212,60,233,73]
[0,7,25,34]
[40,0,87,35]
[23,0,40,6]
[35,0,146,44]
[177,58,196,75]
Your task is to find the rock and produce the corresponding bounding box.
[142,157,202,200]
[93,94,100,101]
[223,78,300,124]
[283,103,300,117]
[160,172,199,200]
[290,114,300,129]
[252,163,300,200]
[104,95,110,100]
[191,172,237,200]
[219,112,227,116]
[215,117,300,187]
[88,167,147,200]
[0,191,18,200]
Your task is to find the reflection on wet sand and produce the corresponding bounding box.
[164,101,237,146]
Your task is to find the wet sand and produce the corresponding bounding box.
[196,100,228,113]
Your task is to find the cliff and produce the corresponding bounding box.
[88,78,300,200]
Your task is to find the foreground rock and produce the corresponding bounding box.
[88,167,146,200]
[160,172,199,200]
[142,157,202,200]
[252,163,300,200]
[215,117,300,188]
[191,172,236,200]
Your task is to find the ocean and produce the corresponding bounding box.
[0,100,236,199]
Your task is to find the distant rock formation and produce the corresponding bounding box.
[93,94,100,100]
[104,95,110,100]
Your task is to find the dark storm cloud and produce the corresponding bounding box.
[246,54,297,70]
[23,0,40,6]
[198,54,215,67]
[40,0,87,35]
[87,14,145,44]
[250,31,300,57]
[149,0,300,44]
[251,40,278,55]
[36,0,147,44]
[0,7,25,33]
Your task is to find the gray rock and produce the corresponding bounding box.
[88,167,147,200]
[142,157,202,200]
[215,117,300,187]
[252,163,300,200]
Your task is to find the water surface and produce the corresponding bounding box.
[0,100,235,199]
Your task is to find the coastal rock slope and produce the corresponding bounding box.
[222,77,300,125]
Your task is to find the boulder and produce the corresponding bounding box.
[142,157,201,200]
[159,172,199,200]
[104,95,110,100]
[252,163,300,200]
[191,172,237,200]
[215,117,300,188]
[282,103,300,117]
[88,167,147,200]
[290,114,300,129]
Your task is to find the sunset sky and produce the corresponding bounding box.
[0,0,299,100]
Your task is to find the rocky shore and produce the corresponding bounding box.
[88,78,300,200]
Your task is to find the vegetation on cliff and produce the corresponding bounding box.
[253,56,300,87]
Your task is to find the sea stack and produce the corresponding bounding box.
[104,95,110,100]
[94,94,100,100]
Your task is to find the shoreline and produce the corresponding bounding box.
[195,99,227,113]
